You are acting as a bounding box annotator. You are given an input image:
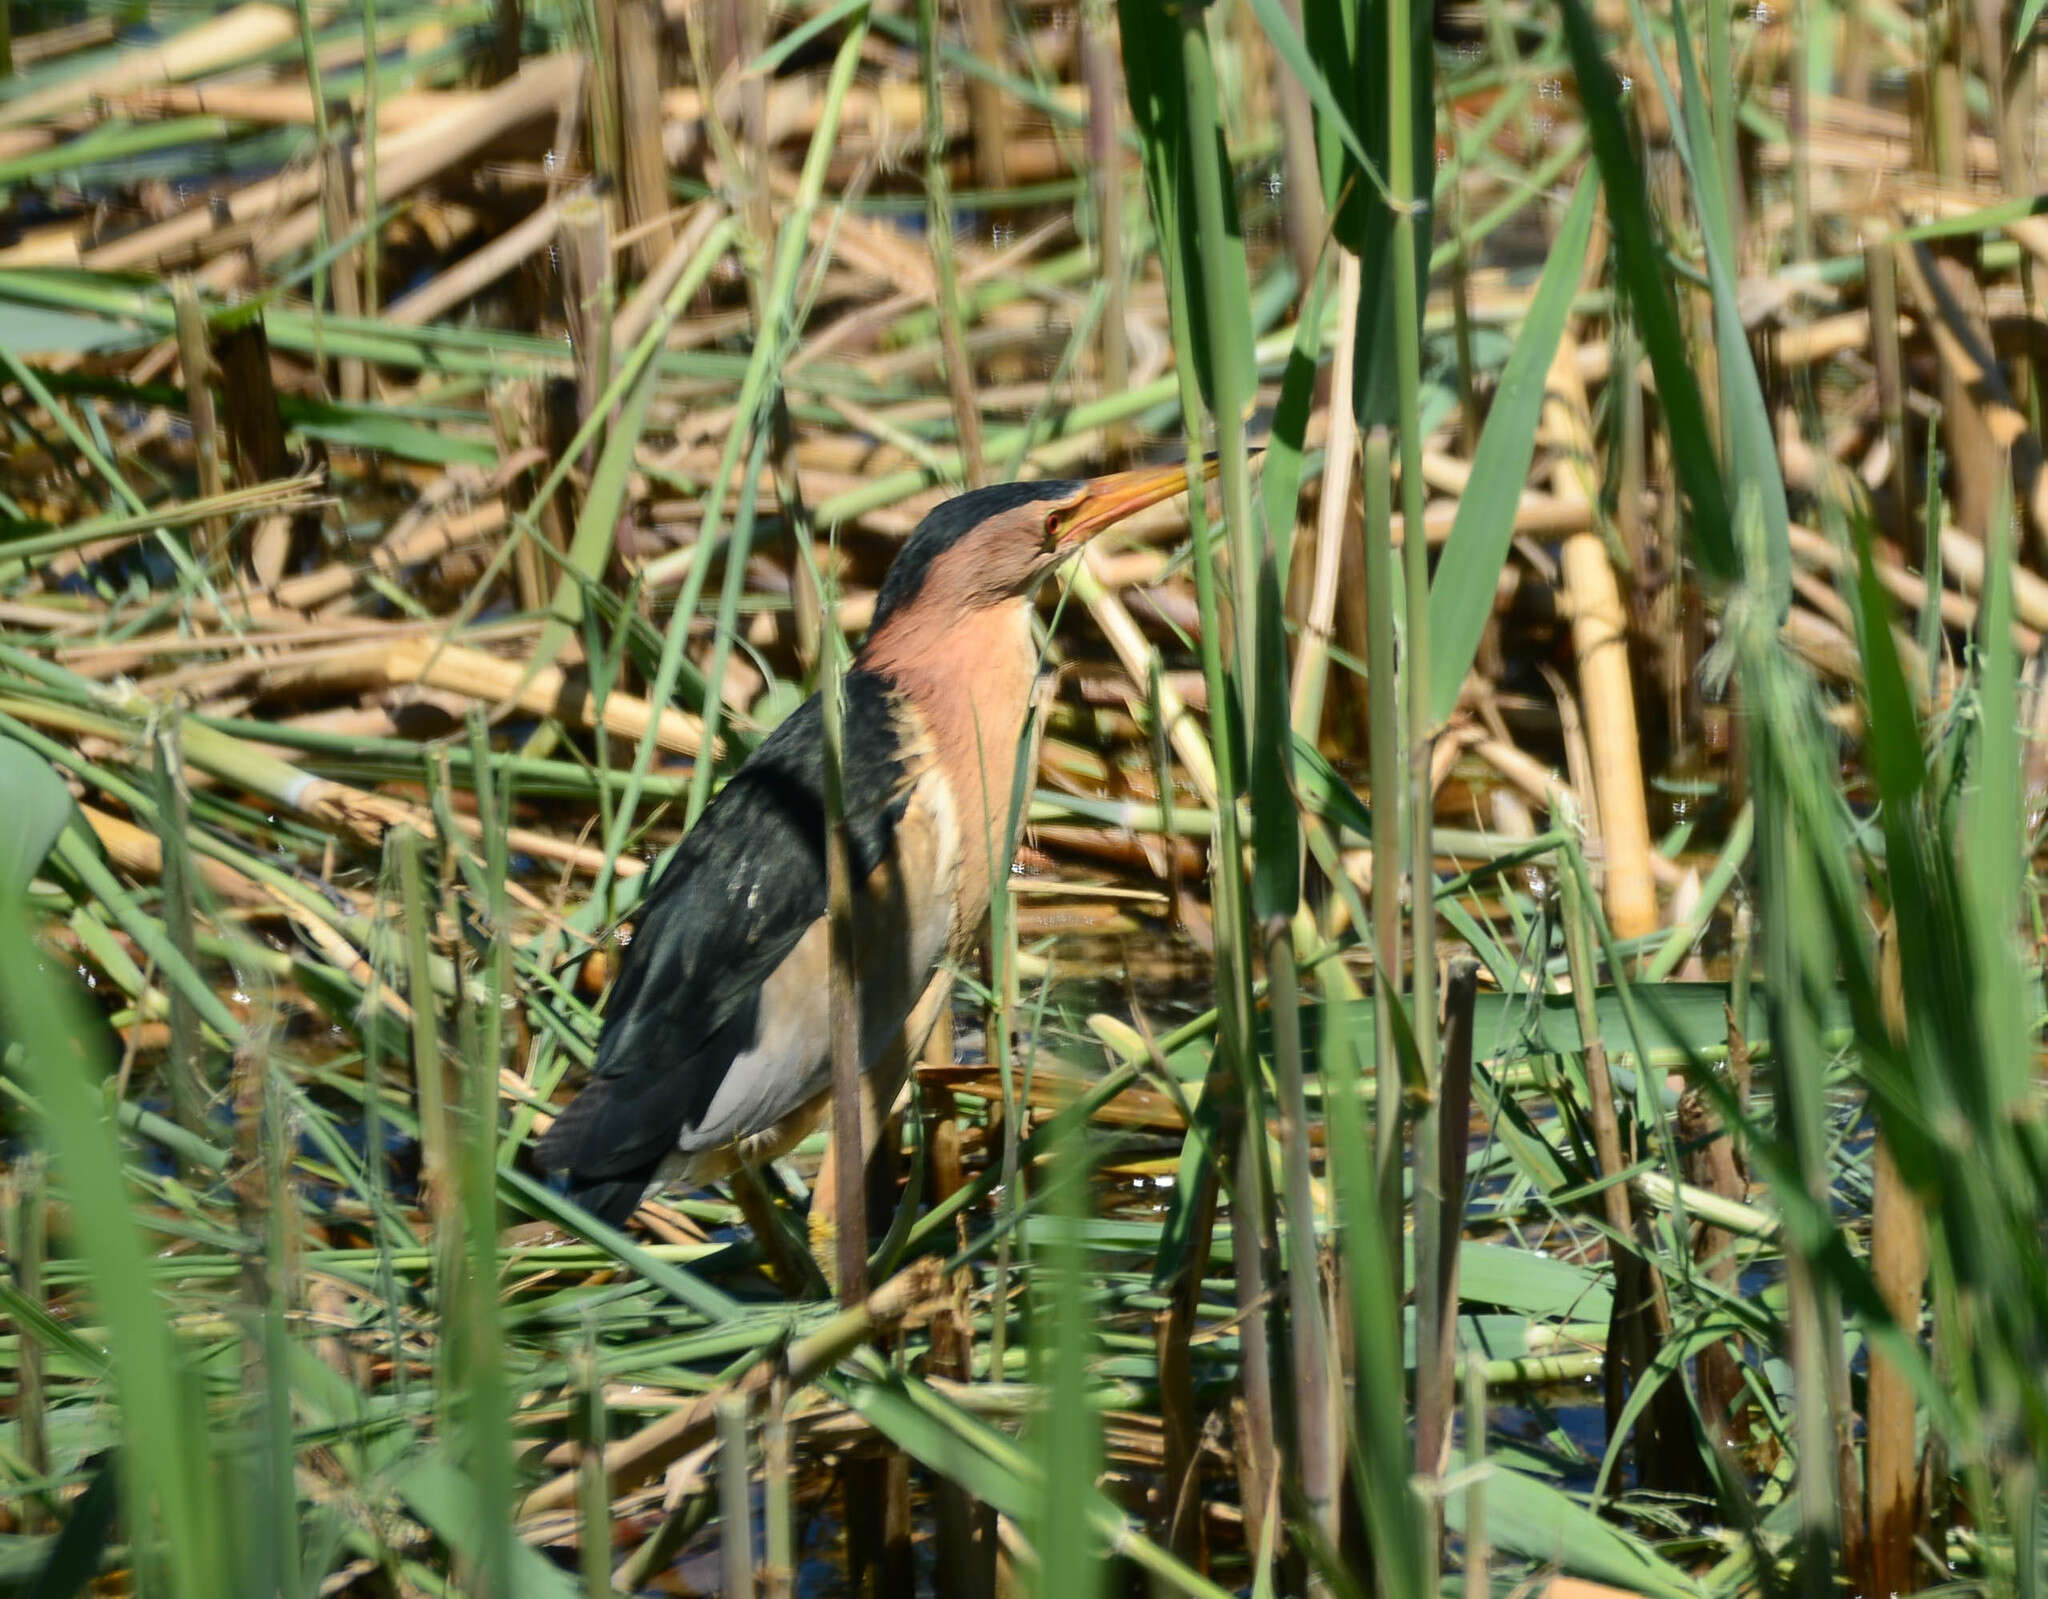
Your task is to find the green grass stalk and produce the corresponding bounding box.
[1363,426,1404,1280]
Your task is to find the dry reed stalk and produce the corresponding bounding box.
[171,279,230,566]
[1760,88,2005,179]
[1466,737,1670,887]
[1865,236,1916,559]
[1,689,596,880]
[81,805,270,905]
[1785,521,2042,654]
[78,55,582,273]
[8,16,116,66]
[1940,525,2048,632]
[929,308,988,472]
[751,164,935,300]
[1890,235,2048,549]
[1268,0,1324,288]
[384,196,571,326]
[522,1261,944,1511]
[1779,598,1959,707]
[1081,3,1130,457]
[1676,1085,1747,1436]
[0,3,298,129]
[788,220,1064,370]
[961,0,1010,190]
[208,313,320,582]
[1154,1303,1207,1566]
[662,78,961,164]
[1867,917,1927,1599]
[257,501,508,614]
[607,0,676,278]
[377,637,710,756]
[557,191,613,447]
[1543,333,1658,940]
[488,392,558,615]
[613,201,727,351]
[1071,549,1219,806]
[320,144,371,404]
[1292,256,1364,737]
[118,83,472,131]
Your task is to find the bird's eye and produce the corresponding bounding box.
[1043,510,1061,545]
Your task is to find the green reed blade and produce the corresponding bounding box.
[1427,172,1597,725]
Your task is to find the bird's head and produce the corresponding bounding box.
[867,460,1219,637]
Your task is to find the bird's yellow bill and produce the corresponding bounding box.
[1052,456,1225,546]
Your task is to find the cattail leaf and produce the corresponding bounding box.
[1259,254,1330,586]
[1341,0,1433,427]
[1666,0,1790,612]
[0,735,76,898]
[1427,172,1598,726]
[0,895,227,1597]
[1249,555,1300,921]
[1555,0,1734,582]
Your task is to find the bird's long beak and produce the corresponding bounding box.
[1052,456,1225,547]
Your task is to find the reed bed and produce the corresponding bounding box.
[1,0,2045,1594]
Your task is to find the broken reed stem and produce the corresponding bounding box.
[1677,1082,1748,1435]
[171,279,229,565]
[557,191,613,457]
[611,0,675,278]
[575,1345,611,1599]
[762,1378,795,1599]
[717,1392,756,1597]
[319,141,367,403]
[819,627,869,1302]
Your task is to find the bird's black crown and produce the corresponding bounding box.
[869,478,1084,632]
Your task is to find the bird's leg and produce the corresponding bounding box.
[809,970,955,1289]
[729,1164,824,1299]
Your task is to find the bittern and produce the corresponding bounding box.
[537,461,1210,1224]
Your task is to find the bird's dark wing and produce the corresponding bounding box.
[535,671,914,1204]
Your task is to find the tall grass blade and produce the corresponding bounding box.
[1555,0,1735,582]
[1428,174,1598,725]
[0,885,227,1596]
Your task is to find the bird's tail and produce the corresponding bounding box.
[556,1171,657,1227]
[535,1092,660,1225]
